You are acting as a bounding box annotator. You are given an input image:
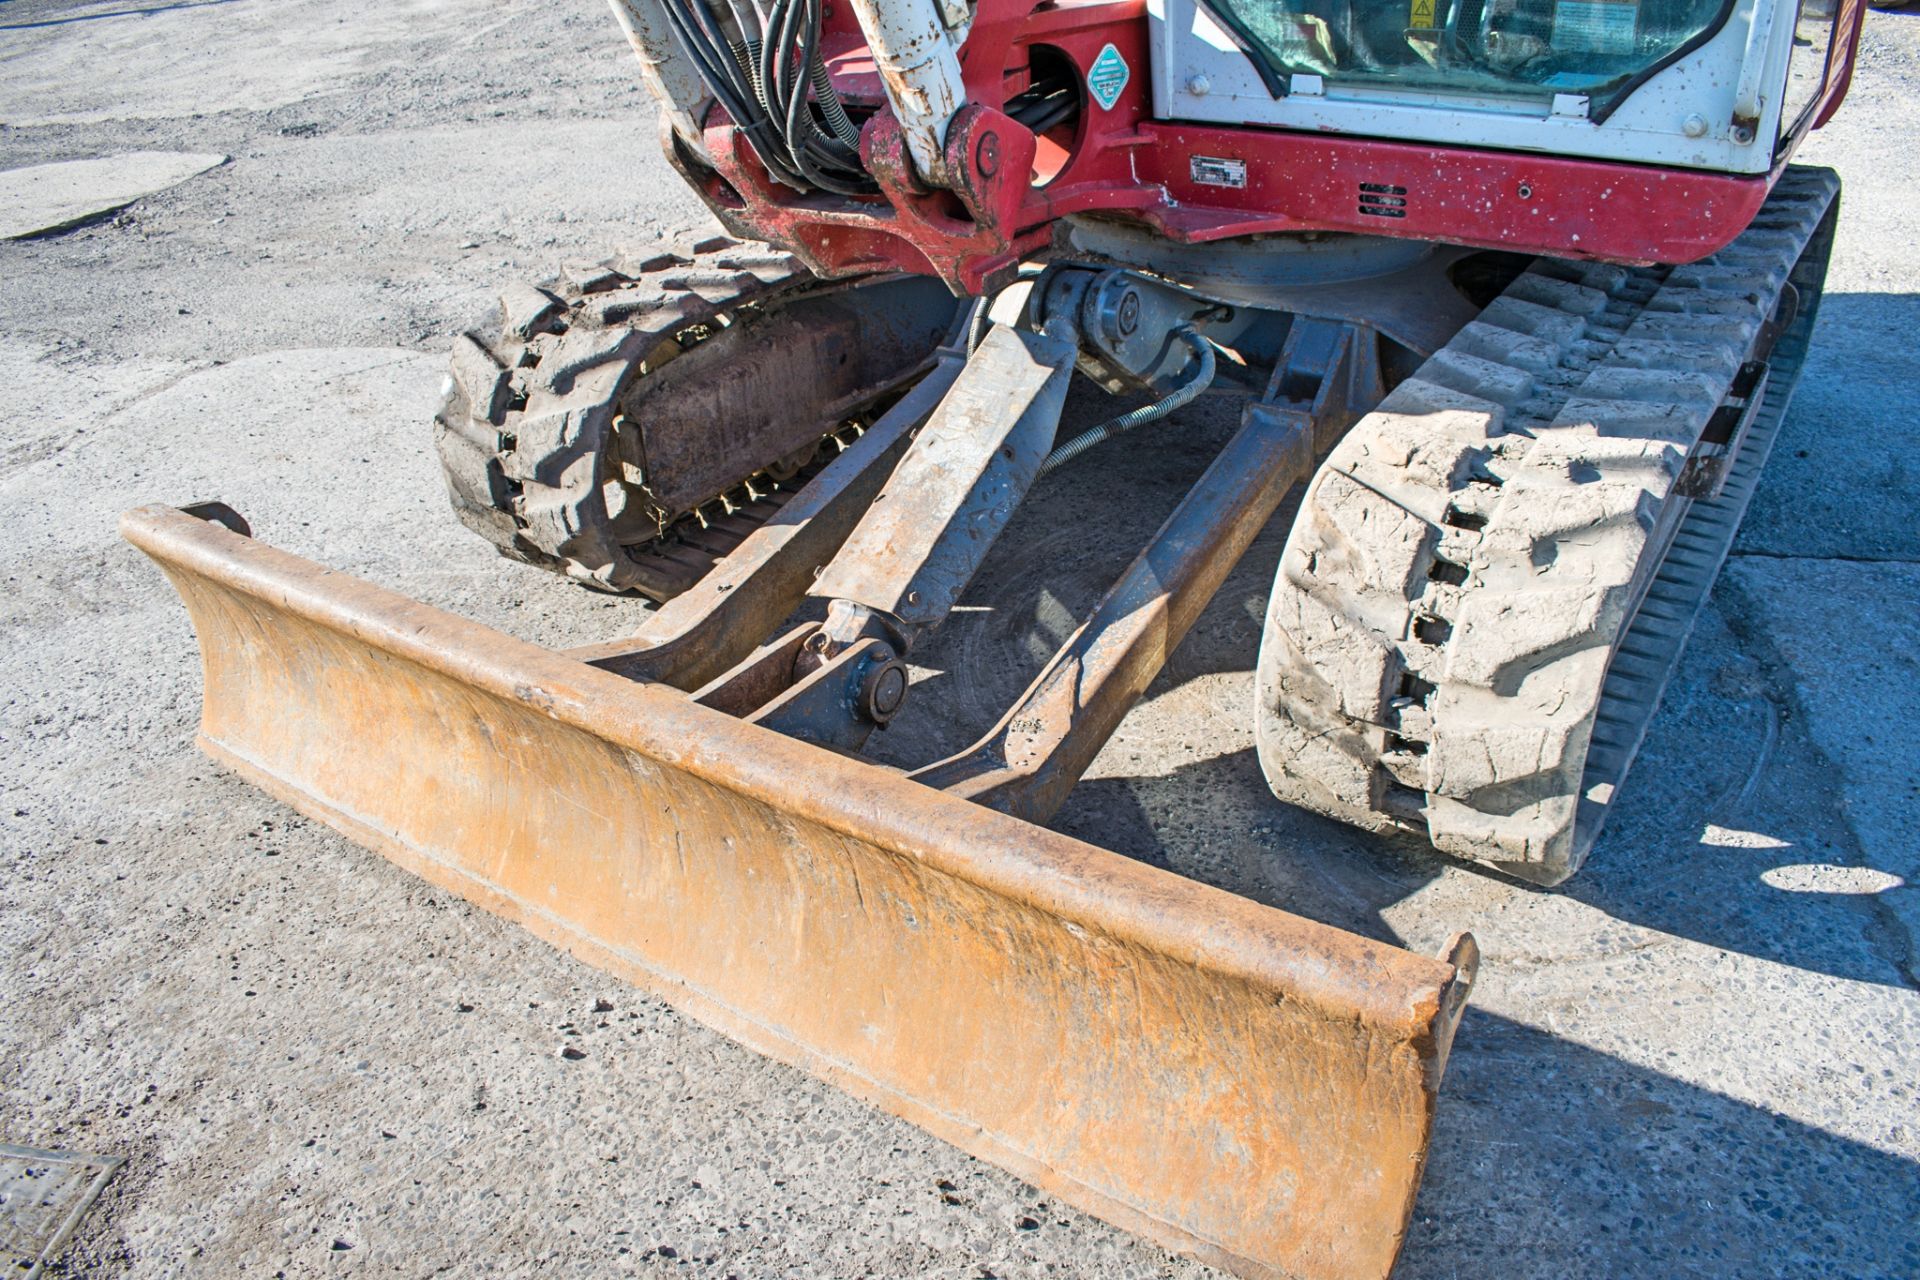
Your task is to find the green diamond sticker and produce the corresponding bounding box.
[1087,44,1130,112]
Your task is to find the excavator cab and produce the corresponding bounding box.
[1163,0,1852,158]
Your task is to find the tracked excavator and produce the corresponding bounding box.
[124,0,1860,1273]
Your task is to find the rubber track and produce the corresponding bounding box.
[1255,167,1840,885]
[434,235,814,597]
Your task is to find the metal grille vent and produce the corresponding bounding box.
[1358,183,1408,219]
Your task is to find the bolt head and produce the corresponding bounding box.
[1185,74,1210,97]
[860,661,909,722]
[1682,113,1709,138]
[1117,290,1141,336]
[976,132,1001,177]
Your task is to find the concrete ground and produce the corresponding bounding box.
[2,0,1916,1276]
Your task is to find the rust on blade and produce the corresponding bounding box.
[123,503,1475,1280]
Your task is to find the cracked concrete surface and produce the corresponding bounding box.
[0,151,226,239]
[2,0,1917,1277]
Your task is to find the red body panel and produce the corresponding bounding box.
[670,0,1864,293]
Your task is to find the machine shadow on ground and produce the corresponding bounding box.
[1400,1009,1920,1278]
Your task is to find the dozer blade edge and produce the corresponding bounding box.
[123,502,1476,1280]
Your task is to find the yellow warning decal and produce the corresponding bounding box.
[1410,0,1436,25]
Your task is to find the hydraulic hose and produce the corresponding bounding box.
[965,295,992,354]
[964,266,1052,355]
[810,61,863,149]
[666,0,873,195]
[1038,329,1216,477]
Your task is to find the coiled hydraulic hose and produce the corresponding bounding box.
[1038,329,1216,477]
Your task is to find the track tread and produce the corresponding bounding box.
[1255,167,1840,883]
[433,235,815,596]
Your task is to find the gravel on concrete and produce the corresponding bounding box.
[2,1,1917,1277]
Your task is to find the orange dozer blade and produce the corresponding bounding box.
[123,503,1476,1280]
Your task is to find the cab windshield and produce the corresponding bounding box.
[1202,0,1735,111]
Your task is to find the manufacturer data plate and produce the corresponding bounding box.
[1087,43,1131,111]
[1189,155,1249,189]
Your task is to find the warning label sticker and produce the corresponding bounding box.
[1552,0,1637,54]
[1410,0,1437,28]
[1087,43,1131,111]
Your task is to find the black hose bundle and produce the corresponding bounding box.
[661,0,876,195]
[1003,70,1078,136]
